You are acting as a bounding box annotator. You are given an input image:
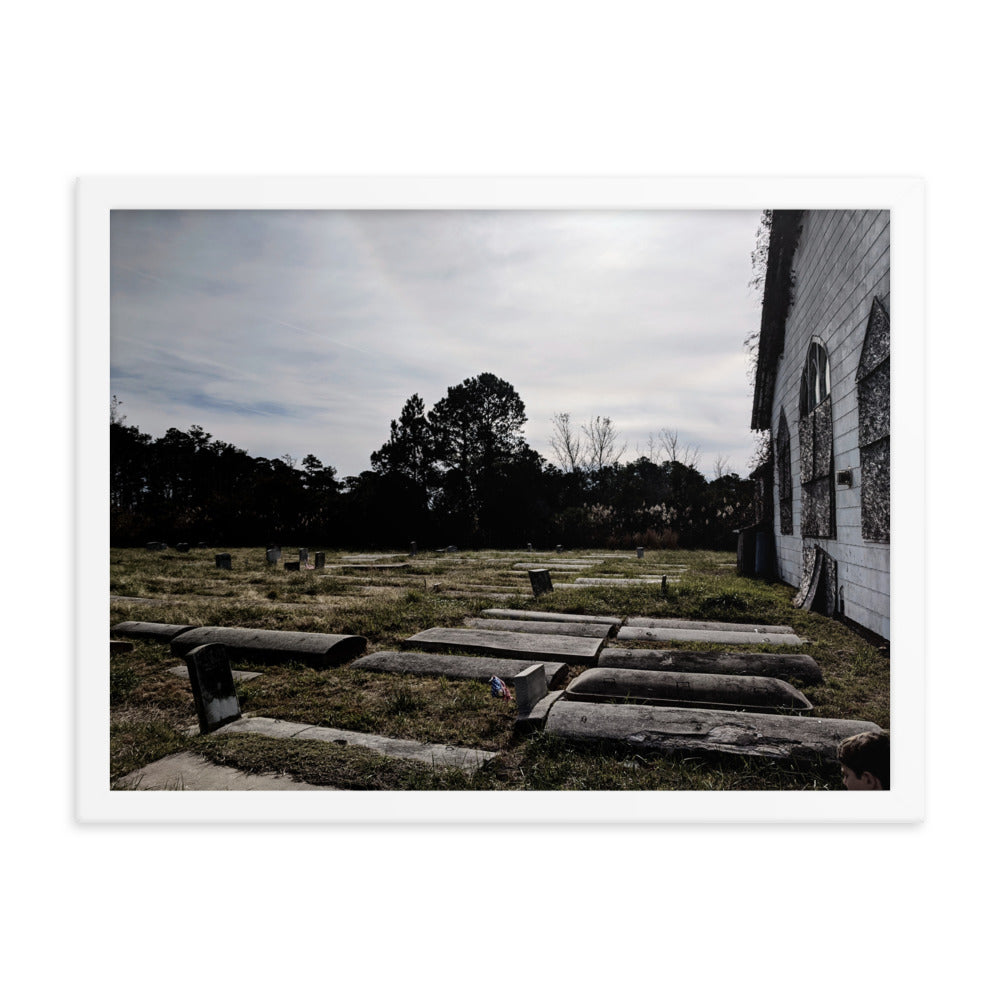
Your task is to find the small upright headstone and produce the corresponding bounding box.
[409,541,418,557]
[446,545,458,553]
[145,541,159,551]
[176,542,190,553]
[314,552,326,569]
[184,642,241,734]
[556,545,563,553]
[285,561,300,571]
[527,542,533,551]
[266,548,279,564]
[196,542,207,548]
[661,576,669,596]
[528,569,553,597]
[215,553,232,570]
[637,546,644,559]
[299,548,308,564]
[513,662,549,714]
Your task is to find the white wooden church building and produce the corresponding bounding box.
[750,209,890,642]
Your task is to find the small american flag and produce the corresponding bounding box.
[489,676,512,701]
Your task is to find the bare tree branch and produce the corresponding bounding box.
[582,416,627,471]
[549,412,583,472]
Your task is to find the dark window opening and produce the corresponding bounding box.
[857,297,890,542]
[798,339,834,539]
[777,409,792,535]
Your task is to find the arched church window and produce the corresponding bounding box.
[857,297,890,542]
[798,339,835,538]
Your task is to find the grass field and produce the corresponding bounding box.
[109,546,889,791]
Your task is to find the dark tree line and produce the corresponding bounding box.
[110,375,755,550]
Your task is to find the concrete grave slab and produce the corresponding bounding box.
[463,617,614,639]
[352,650,568,688]
[545,701,882,763]
[184,643,242,734]
[114,751,329,790]
[597,647,823,685]
[169,664,263,682]
[404,627,605,665]
[625,617,796,634]
[574,577,672,585]
[170,626,366,667]
[564,667,813,712]
[480,608,622,626]
[215,716,495,774]
[112,621,197,642]
[615,625,805,646]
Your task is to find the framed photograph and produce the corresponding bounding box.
[78,176,924,823]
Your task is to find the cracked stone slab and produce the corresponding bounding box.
[545,702,881,763]
[616,626,805,646]
[352,650,568,688]
[479,608,623,626]
[463,617,615,639]
[404,627,605,665]
[214,716,496,774]
[625,617,796,635]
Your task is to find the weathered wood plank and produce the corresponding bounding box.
[625,617,796,634]
[564,668,813,712]
[352,651,568,688]
[403,627,604,665]
[170,626,366,667]
[597,647,823,684]
[545,701,881,763]
[616,626,805,646]
[463,617,614,639]
[480,608,623,626]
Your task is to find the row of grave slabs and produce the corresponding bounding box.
[113,548,699,607]
[111,597,882,777]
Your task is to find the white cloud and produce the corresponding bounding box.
[111,209,764,477]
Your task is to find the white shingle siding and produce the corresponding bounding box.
[769,210,890,640]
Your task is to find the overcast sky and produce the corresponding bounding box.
[110,209,764,479]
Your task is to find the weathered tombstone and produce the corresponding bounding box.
[353,650,568,688]
[145,541,159,551]
[196,541,207,548]
[409,541,418,556]
[176,542,190,553]
[266,548,279,564]
[172,626,366,668]
[184,642,241,734]
[299,547,308,564]
[314,552,326,569]
[527,542,533,551]
[528,569,553,597]
[661,576,669,595]
[556,545,563,553]
[111,621,197,643]
[563,668,813,712]
[637,546,644,559]
[215,553,232,570]
[513,663,549,713]
[285,561,300,571]
[403,626,602,666]
[110,640,134,656]
[446,545,458,553]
